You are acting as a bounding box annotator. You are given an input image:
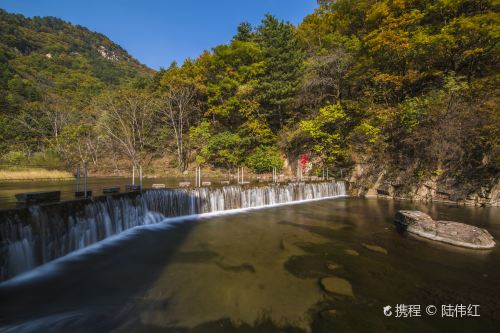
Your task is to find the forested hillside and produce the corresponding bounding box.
[0,1,498,201]
[294,0,499,201]
[0,9,151,168]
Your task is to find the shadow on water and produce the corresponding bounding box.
[0,186,219,332]
[0,217,199,332]
[122,317,305,333]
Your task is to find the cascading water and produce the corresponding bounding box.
[0,181,346,281]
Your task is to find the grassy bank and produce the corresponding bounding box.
[0,169,74,181]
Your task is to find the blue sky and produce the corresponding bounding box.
[1,0,317,69]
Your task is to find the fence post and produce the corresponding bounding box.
[76,164,80,192]
[139,165,143,190]
[83,161,88,198]
[197,167,201,187]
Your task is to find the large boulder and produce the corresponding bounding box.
[395,210,495,249]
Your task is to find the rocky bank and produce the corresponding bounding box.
[348,163,500,207]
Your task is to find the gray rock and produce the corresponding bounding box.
[395,210,495,249]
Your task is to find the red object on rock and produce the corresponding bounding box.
[299,153,308,170]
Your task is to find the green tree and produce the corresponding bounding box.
[297,103,351,167]
[256,15,305,129]
[234,22,254,42]
[205,131,244,169]
[246,146,283,173]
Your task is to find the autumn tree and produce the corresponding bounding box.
[94,90,158,169]
[157,61,205,171]
[302,48,354,107]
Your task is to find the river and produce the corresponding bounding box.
[0,196,498,332]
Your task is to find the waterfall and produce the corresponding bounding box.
[0,181,346,280]
[6,226,34,277]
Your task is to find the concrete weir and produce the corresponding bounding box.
[0,181,346,282]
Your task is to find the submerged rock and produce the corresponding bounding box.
[394,210,495,249]
[215,260,256,273]
[320,276,354,297]
[320,309,339,318]
[344,249,359,256]
[326,261,340,270]
[361,243,388,255]
[279,238,293,251]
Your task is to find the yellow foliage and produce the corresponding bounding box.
[373,73,404,88]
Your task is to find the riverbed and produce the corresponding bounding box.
[0,197,499,332]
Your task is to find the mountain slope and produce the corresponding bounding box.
[0,8,153,154]
[0,8,151,81]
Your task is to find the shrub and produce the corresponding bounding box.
[206,131,244,168]
[30,151,61,169]
[246,146,283,173]
[2,150,26,164]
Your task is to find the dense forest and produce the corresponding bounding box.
[0,1,498,197]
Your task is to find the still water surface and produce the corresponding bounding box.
[0,177,227,208]
[0,197,499,332]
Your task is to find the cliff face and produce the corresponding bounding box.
[348,162,500,207]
